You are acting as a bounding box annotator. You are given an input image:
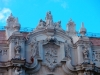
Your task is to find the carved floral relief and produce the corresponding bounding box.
[93,51,100,62]
[30,39,39,58]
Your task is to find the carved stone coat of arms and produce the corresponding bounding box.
[43,43,59,71]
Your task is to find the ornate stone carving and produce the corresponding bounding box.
[46,11,52,21]
[83,70,93,75]
[64,41,71,59]
[36,19,46,29]
[93,51,100,62]
[14,66,22,75]
[30,38,39,58]
[2,11,99,75]
[80,22,86,36]
[7,13,15,24]
[45,11,53,26]
[43,43,59,71]
[3,50,7,55]
[7,13,18,25]
[0,49,7,55]
[83,47,89,59]
[14,40,21,59]
[55,21,61,29]
[31,43,37,57]
[67,19,76,33]
[82,46,90,63]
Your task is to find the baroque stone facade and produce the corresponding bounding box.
[0,11,100,75]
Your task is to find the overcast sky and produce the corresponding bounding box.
[0,0,100,33]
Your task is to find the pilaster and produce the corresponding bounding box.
[9,39,15,60]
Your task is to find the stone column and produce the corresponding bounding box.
[8,67,12,75]
[9,39,15,60]
[77,45,84,64]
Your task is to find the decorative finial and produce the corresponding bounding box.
[7,13,14,23]
[80,22,86,36]
[67,18,76,33]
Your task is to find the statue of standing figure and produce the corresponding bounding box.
[45,11,53,26]
[14,39,21,59]
[46,11,52,20]
[83,47,89,59]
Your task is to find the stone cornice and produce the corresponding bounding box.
[75,39,92,47]
[0,59,25,67]
[27,27,73,44]
[75,63,95,71]
[8,33,26,43]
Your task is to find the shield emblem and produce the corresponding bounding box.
[43,43,59,71]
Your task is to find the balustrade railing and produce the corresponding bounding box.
[0,26,100,37]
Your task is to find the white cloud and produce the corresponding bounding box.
[0,8,11,23]
[51,0,68,9]
[61,1,67,9]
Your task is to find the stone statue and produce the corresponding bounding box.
[45,11,53,26]
[14,67,22,75]
[14,40,21,59]
[46,11,52,20]
[83,47,89,59]
[55,21,61,28]
[37,19,45,28]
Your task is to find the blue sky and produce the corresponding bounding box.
[0,0,100,33]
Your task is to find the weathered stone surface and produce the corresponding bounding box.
[0,11,99,75]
